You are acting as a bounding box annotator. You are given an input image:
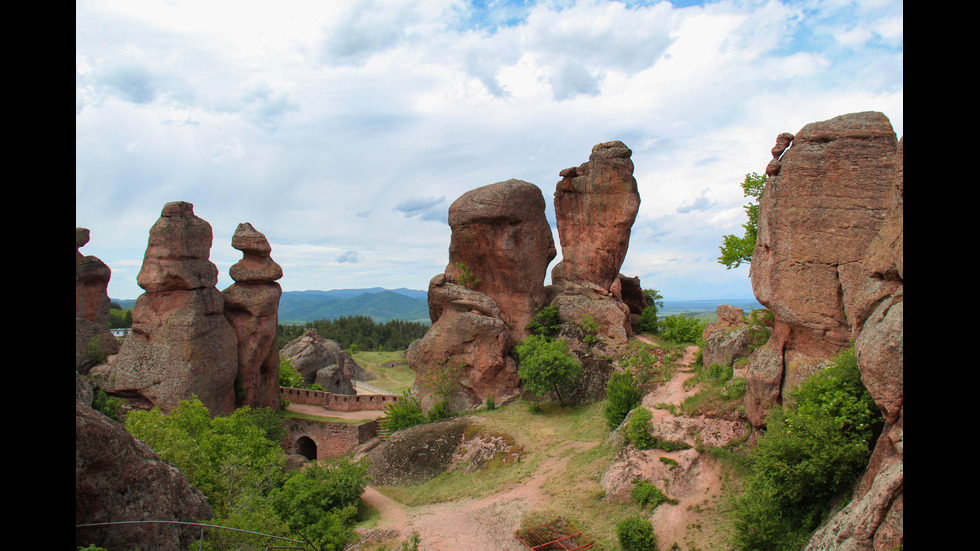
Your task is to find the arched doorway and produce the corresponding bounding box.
[296,436,317,461]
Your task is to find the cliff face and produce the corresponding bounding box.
[745,112,903,550]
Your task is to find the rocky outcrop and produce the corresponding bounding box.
[700,306,771,371]
[76,399,213,551]
[407,275,520,411]
[804,137,904,551]
[222,223,283,410]
[366,418,470,485]
[444,179,556,341]
[76,228,120,372]
[553,141,641,291]
[746,112,902,427]
[100,202,238,415]
[279,328,368,392]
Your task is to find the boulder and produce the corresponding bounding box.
[222,223,283,409]
[553,141,640,291]
[76,399,213,551]
[105,202,238,415]
[407,276,520,412]
[76,228,120,372]
[444,179,556,341]
[746,112,901,427]
[366,418,469,486]
[279,328,369,391]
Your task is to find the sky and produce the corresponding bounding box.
[76,0,903,302]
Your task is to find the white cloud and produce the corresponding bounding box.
[77,0,903,302]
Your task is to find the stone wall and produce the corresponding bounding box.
[282,417,380,460]
[280,387,398,411]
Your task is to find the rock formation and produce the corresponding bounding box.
[553,141,641,291]
[100,201,238,415]
[279,328,369,393]
[222,223,283,409]
[746,112,902,427]
[76,228,121,372]
[804,136,904,551]
[444,179,557,341]
[76,398,213,550]
[408,180,555,411]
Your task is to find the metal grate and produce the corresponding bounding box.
[515,518,600,551]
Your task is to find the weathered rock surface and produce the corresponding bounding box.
[553,141,640,291]
[804,138,904,551]
[366,418,469,485]
[222,223,283,409]
[279,328,369,391]
[408,275,520,412]
[104,202,238,415]
[746,112,901,427]
[76,399,213,551]
[444,179,556,341]
[700,306,771,371]
[76,228,120,372]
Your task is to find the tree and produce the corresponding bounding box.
[718,172,766,269]
[637,289,663,334]
[514,335,582,406]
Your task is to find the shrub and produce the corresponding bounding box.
[657,314,706,344]
[514,335,582,406]
[453,261,481,289]
[603,370,642,429]
[525,305,562,339]
[380,391,428,433]
[631,479,677,511]
[484,394,496,410]
[278,358,305,388]
[637,306,659,334]
[92,388,123,421]
[577,315,600,347]
[728,346,882,550]
[625,407,657,449]
[617,516,658,551]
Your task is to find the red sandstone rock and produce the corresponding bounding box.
[747,111,901,427]
[76,228,121,370]
[407,277,520,412]
[75,399,213,551]
[223,223,283,410]
[444,179,556,341]
[553,141,640,291]
[107,202,238,415]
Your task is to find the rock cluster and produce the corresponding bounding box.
[76,228,120,372]
[742,112,903,549]
[747,112,902,426]
[279,328,369,394]
[222,223,283,409]
[408,143,647,411]
[100,202,238,415]
[75,398,213,551]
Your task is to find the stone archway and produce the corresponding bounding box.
[295,436,317,461]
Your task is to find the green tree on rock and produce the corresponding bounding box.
[718,172,766,269]
[514,335,582,406]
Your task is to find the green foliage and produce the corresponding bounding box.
[626,407,691,452]
[271,458,369,551]
[631,479,677,511]
[278,358,307,389]
[278,316,429,352]
[747,309,774,352]
[728,347,882,550]
[657,314,706,344]
[86,337,106,365]
[91,388,123,421]
[514,335,582,406]
[718,172,766,269]
[638,289,664,334]
[484,394,496,410]
[426,400,451,422]
[603,370,641,429]
[577,315,600,347]
[525,305,562,339]
[106,306,132,330]
[453,261,482,289]
[380,391,428,433]
[124,396,287,519]
[617,516,659,551]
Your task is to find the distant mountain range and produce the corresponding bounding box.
[111,289,762,326]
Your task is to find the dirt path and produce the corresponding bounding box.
[360,441,595,551]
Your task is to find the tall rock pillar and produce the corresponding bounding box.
[105,201,238,415]
[76,228,121,372]
[222,223,284,410]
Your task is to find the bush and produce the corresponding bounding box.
[514,335,582,406]
[617,516,658,551]
[625,407,657,449]
[603,370,641,429]
[92,388,123,421]
[631,479,677,511]
[380,391,428,433]
[525,305,562,339]
[637,306,659,334]
[728,346,882,550]
[657,314,706,344]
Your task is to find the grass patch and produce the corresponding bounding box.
[352,350,416,394]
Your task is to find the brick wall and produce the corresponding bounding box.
[280,387,398,411]
[282,417,380,461]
